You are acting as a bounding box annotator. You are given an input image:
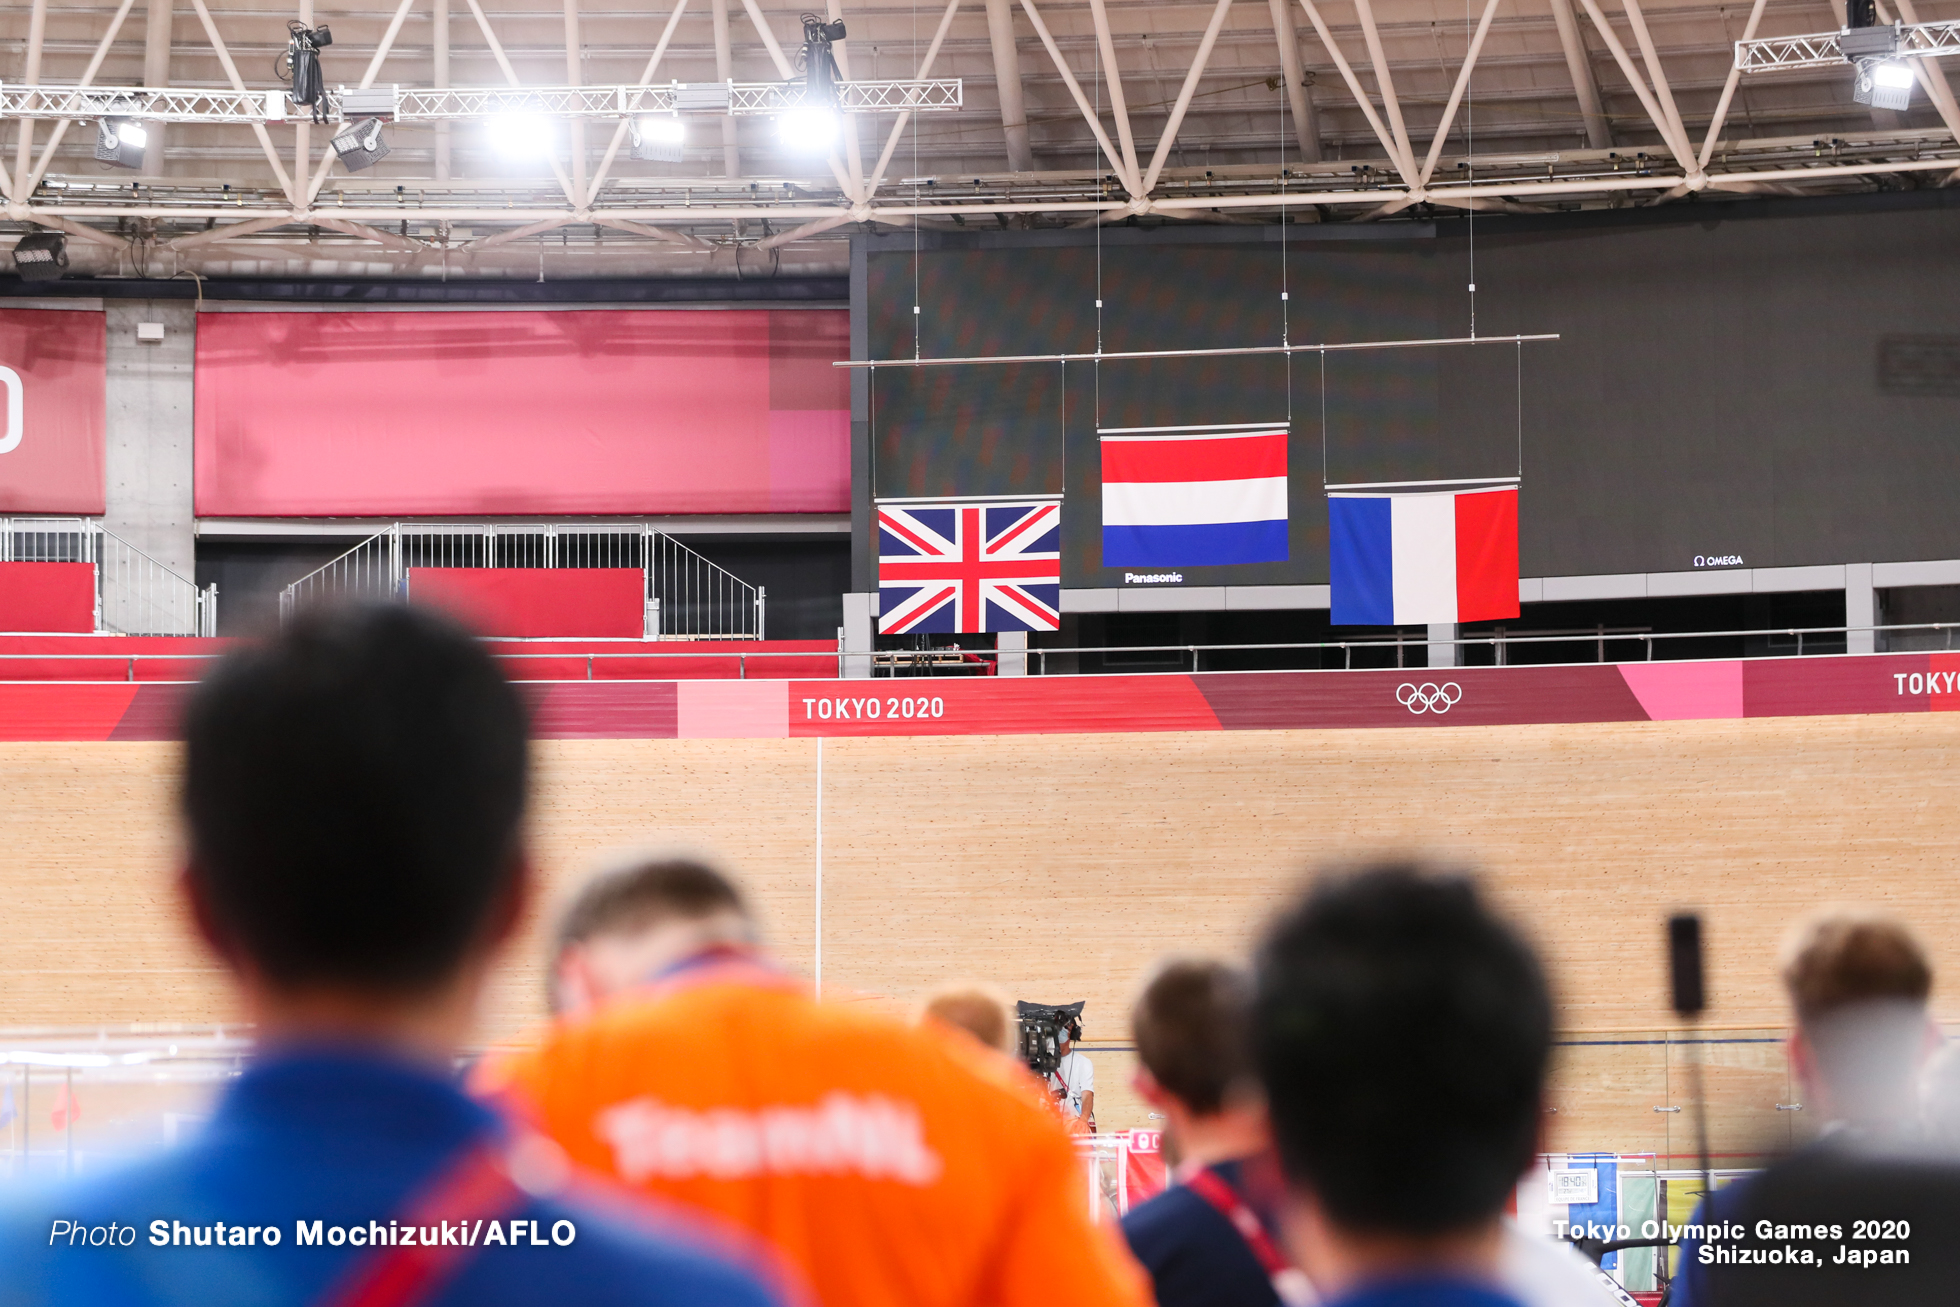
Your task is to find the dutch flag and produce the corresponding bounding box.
[1328,484,1520,626]
[1100,424,1290,568]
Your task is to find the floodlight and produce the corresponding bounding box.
[11,231,69,282]
[778,105,840,152]
[94,118,147,169]
[332,117,391,172]
[488,112,553,159]
[631,116,685,163]
[1873,60,1916,89]
[1852,55,1915,110]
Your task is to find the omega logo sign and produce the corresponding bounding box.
[0,365,21,454]
[1396,682,1463,714]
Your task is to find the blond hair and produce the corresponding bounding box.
[919,982,1013,1051]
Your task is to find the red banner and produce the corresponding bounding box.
[0,309,106,514]
[0,563,95,633]
[9,652,1960,742]
[193,309,848,517]
[408,568,644,638]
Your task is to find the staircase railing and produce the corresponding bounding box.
[279,523,764,640]
[0,517,215,636]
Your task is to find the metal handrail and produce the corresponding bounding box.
[1,621,1955,684]
[277,522,765,640]
[1007,620,1957,675]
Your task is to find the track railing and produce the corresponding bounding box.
[4,621,1958,683]
[880,620,1960,676]
[278,523,764,639]
[0,518,214,636]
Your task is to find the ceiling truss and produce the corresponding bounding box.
[0,0,1956,274]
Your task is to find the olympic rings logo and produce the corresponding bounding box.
[1396,682,1463,714]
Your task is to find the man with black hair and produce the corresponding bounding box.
[0,605,788,1307]
[1253,864,1550,1307]
[1121,957,1305,1307]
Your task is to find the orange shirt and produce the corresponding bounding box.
[484,963,1152,1307]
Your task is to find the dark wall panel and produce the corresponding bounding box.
[854,196,1960,590]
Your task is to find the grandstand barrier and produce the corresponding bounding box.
[0,564,95,633]
[6,647,1960,740]
[279,523,765,640]
[0,519,215,637]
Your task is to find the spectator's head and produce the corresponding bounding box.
[1254,864,1550,1286]
[552,856,755,1014]
[1132,957,1257,1117]
[1780,910,1936,1127]
[182,604,530,1042]
[920,983,1013,1052]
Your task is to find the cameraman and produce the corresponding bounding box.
[1052,1017,1096,1131]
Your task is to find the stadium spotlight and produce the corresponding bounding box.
[94,117,147,169]
[10,231,69,282]
[1841,4,1915,111]
[488,112,553,159]
[631,115,686,163]
[778,105,840,153]
[331,86,397,172]
[331,117,391,171]
[277,20,333,122]
[1851,55,1916,110]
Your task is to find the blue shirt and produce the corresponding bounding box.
[1121,1160,1281,1307]
[0,1047,788,1307]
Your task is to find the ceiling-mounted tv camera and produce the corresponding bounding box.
[277,20,334,121]
[1015,1000,1084,1079]
[798,14,848,104]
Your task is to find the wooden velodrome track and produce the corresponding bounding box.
[4,711,1958,1158]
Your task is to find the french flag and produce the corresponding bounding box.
[1328,485,1520,626]
[1100,424,1289,567]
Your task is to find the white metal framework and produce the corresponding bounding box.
[0,78,963,124]
[279,523,766,641]
[1736,19,1960,72]
[0,83,269,123]
[391,79,961,119]
[2,0,1959,264]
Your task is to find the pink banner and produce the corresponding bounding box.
[193,309,848,517]
[0,309,106,514]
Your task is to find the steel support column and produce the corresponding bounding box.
[984,0,1035,170]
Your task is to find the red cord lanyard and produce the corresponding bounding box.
[1183,1166,1292,1280]
[313,1143,529,1307]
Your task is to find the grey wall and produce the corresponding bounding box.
[102,300,196,579]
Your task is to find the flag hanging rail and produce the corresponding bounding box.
[833,333,1559,370]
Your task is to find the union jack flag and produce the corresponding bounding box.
[878,497,1063,633]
